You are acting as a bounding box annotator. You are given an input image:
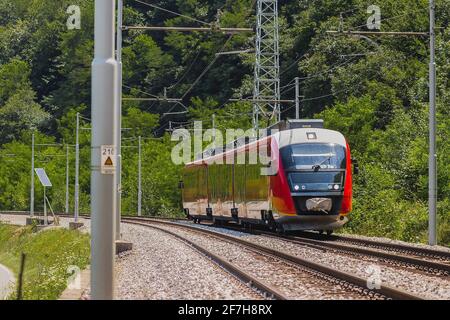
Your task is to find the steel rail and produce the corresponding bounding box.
[214,224,450,275]
[331,234,450,260]
[200,219,450,262]
[279,234,450,274]
[123,217,424,300]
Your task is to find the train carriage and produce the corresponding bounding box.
[181,120,358,234]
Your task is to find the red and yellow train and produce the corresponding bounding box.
[181,120,358,234]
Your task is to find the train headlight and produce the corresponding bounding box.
[294,185,300,191]
[334,184,340,190]
[328,185,333,190]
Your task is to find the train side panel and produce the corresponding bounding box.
[182,164,208,216]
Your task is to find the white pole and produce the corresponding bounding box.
[212,114,216,147]
[75,112,80,222]
[138,136,142,217]
[44,187,47,226]
[91,0,118,300]
[115,0,123,239]
[295,77,300,119]
[30,132,35,217]
[65,144,70,214]
[428,0,437,246]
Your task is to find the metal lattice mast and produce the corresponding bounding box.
[253,0,280,130]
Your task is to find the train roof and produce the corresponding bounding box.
[189,120,347,166]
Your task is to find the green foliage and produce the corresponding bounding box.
[0,59,31,104]
[0,224,90,300]
[0,88,50,144]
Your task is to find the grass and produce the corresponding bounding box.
[0,223,90,300]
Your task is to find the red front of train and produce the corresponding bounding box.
[267,128,355,232]
[181,120,358,233]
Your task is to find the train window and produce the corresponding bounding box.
[281,143,346,171]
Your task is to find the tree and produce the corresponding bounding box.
[0,88,50,144]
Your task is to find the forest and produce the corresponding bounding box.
[0,0,449,245]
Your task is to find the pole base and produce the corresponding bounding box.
[69,222,84,230]
[115,240,133,254]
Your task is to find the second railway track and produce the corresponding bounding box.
[206,223,450,276]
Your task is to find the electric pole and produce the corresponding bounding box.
[138,136,142,217]
[30,132,35,217]
[65,144,70,214]
[428,0,437,246]
[212,114,216,147]
[295,77,300,119]
[253,0,281,129]
[116,0,123,240]
[75,112,80,222]
[91,0,118,300]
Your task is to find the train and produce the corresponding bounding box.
[180,120,359,234]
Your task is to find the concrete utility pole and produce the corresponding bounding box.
[428,0,437,246]
[116,0,123,240]
[295,77,300,119]
[137,136,142,217]
[91,0,118,300]
[30,132,35,217]
[65,144,70,214]
[74,112,80,222]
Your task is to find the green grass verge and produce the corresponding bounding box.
[0,223,90,300]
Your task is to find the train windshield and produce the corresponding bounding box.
[281,143,346,171]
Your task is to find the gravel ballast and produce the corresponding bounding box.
[115,223,262,300]
[153,223,372,300]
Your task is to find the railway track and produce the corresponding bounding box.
[293,230,450,261]
[123,217,424,300]
[207,224,450,276]
[2,211,449,272]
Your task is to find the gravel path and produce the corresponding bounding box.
[116,223,262,300]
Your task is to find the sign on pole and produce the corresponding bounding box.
[101,145,116,175]
[34,168,52,187]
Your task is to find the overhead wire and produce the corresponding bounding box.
[133,0,210,26]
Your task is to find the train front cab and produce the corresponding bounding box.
[270,129,356,232]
